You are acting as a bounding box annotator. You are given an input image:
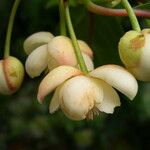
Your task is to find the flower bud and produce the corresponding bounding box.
[119,29,150,81]
[0,56,24,95]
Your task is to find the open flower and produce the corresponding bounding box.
[37,65,138,120]
[119,29,150,81]
[24,32,94,78]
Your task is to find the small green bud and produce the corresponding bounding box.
[0,56,24,95]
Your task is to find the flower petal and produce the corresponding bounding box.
[78,40,93,58]
[37,66,82,103]
[48,36,77,66]
[24,32,54,55]
[81,53,94,71]
[130,30,150,81]
[49,86,61,114]
[59,76,102,120]
[89,65,138,100]
[25,45,48,78]
[0,60,10,94]
[47,54,59,71]
[93,79,120,114]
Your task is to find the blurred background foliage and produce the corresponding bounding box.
[0,0,150,149]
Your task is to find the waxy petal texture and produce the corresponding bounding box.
[94,79,120,113]
[48,36,94,69]
[89,65,138,100]
[59,76,103,120]
[25,45,48,78]
[37,66,82,103]
[24,32,54,54]
[78,40,93,58]
[81,53,94,71]
[49,86,61,113]
[48,36,77,66]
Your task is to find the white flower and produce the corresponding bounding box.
[24,32,94,78]
[37,65,138,120]
[119,29,150,81]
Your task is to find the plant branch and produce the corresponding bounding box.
[86,1,150,17]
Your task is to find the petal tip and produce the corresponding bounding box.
[37,94,44,104]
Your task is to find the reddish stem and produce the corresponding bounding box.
[87,1,150,17]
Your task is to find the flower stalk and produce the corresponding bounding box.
[59,0,66,36]
[121,0,141,32]
[65,1,88,73]
[4,0,21,58]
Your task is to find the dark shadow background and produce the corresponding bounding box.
[0,0,150,149]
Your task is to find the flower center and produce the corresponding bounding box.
[86,106,100,120]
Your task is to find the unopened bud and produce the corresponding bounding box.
[0,56,24,95]
[119,29,150,81]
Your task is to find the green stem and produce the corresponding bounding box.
[121,0,141,32]
[4,0,21,58]
[59,0,66,36]
[65,3,88,73]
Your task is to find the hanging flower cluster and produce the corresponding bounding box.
[2,0,150,121]
[22,0,140,121]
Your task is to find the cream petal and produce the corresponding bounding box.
[49,86,61,114]
[93,79,120,114]
[47,54,59,72]
[37,66,82,103]
[0,60,10,94]
[89,65,138,100]
[59,76,103,120]
[78,40,93,58]
[82,53,94,71]
[133,32,150,81]
[24,32,54,55]
[25,45,48,78]
[48,36,77,66]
